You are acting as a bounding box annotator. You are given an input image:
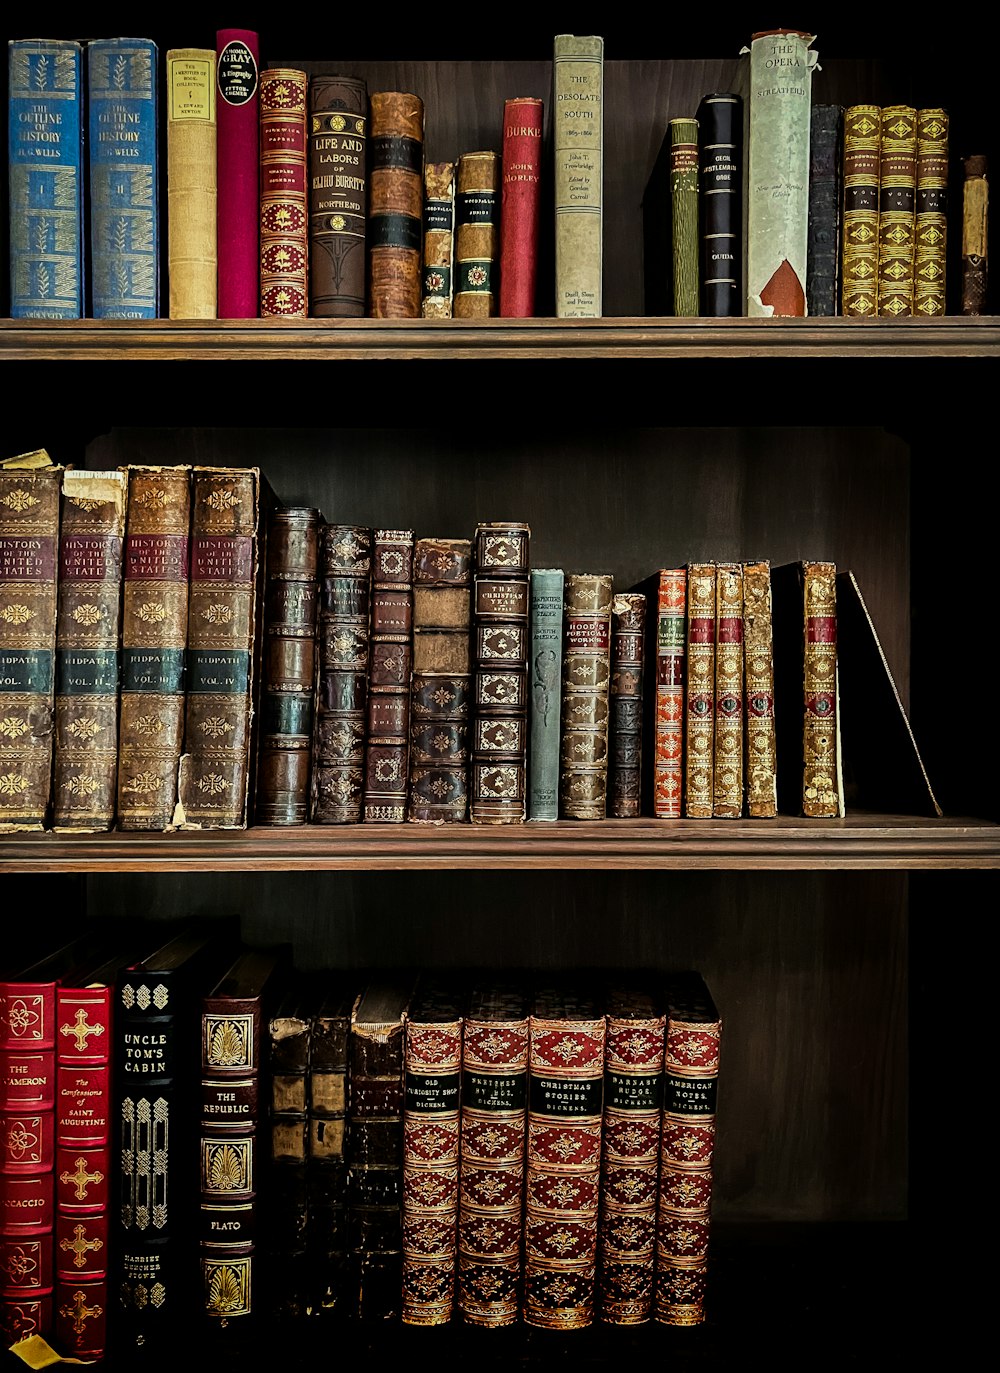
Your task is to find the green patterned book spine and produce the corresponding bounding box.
[669,118,700,317]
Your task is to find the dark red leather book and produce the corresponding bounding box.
[260,68,309,318]
[216,29,261,319]
[500,97,544,317]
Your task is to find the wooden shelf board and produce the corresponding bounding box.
[2,814,996,873]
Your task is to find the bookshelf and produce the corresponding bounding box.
[2,9,997,1367]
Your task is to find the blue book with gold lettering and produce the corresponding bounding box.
[88,38,159,318]
[8,38,84,318]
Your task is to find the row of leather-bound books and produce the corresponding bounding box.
[0,921,721,1362]
[0,450,871,835]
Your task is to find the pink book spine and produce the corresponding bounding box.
[499,98,544,317]
[216,28,261,318]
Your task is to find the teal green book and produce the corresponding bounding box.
[529,569,564,820]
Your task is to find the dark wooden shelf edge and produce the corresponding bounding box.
[2,316,999,361]
[2,815,996,873]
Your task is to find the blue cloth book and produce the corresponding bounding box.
[88,38,159,318]
[8,38,84,318]
[529,568,564,820]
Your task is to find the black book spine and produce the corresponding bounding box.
[697,93,742,317]
[807,105,844,317]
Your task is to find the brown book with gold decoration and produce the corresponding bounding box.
[961,155,989,314]
[877,105,917,318]
[368,92,424,319]
[308,75,368,318]
[560,574,613,820]
[742,560,777,817]
[363,530,414,822]
[421,161,455,318]
[914,109,948,318]
[116,464,191,831]
[453,151,499,318]
[840,104,881,317]
[408,537,472,822]
[684,563,715,819]
[177,467,262,829]
[713,563,743,818]
[51,469,127,831]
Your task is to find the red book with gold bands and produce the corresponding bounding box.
[260,69,309,318]
[499,98,543,317]
[216,29,260,318]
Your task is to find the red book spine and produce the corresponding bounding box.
[260,69,309,317]
[216,29,261,319]
[499,98,543,317]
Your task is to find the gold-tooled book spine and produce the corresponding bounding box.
[608,592,645,819]
[177,468,260,828]
[308,75,368,318]
[116,466,192,831]
[840,104,881,317]
[167,49,217,319]
[368,92,424,319]
[408,538,472,823]
[712,562,743,818]
[362,530,415,823]
[259,69,309,318]
[553,34,604,318]
[684,563,715,818]
[802,561,841,817]
[421,161,455,319]
[454,151,499,319]
[742,560,776,818]
[560,574,613,820]
[669,118,700,317]
[876,105,917,318]
[0,459,63,831]
[913,109,948,318]
[961,154,989,316]
[51,469,128,831]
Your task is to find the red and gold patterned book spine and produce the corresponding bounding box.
[840,104,881,317]
[713,563,743,817]
[652,569,686,819]
[0,458,62,832]
[684,564,715,818]
[216,29,260,319]
[457,986,529,1327]
[363,530,414,823]
[53,978,114,1360]
[961,155,989,315]
[608,592,645,818]
[742,561,776,817]
[560,574,613,820]
[401,985,462,1326]
[877,105,917,318]
[802,562,841,817]
[598,990,665,1325]
[655,972,721,1327]
[369,92,424,319]
[259,69,309,318]
[523,990,605,1331]
[913,109,948,318]
[499,98,543,318]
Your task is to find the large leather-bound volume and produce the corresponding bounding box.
[684,564,716,819]
[914,109,949,318]
[598,987,665,1325]
[368,92,424,319]
[265,988,311,1324]
[609,592,645,818]
[259,69,309,319]
[113,927,231,1362]
[255,506,321,826]
[311,525,372,824]
[457,982,530,1327]
[772,561,844,818]
[654,971,721,1327]
[408,537,472,823]
[401,980,463,1326]
[216,29,260,319]
[51,470,127,832]
[669,118,699,317]
[166,49,217,319]
[454,151,500,318]
[421,161,455,318]
[840,105,882,317]
[648,569,686,820]
[363,530,414,824]
[116,465,191,832]
[713,563,743,818]
[199,950,281,1343]
[877,105,917,318]
[553,35,604,317]
[742,561,777,818]
[561,574,613,820]
[528,569,564,821]
[347,980,413,1322]
[697,93,742,316]
[961,155,989,315]
[806,105,843,317]
[470,522,530,824]
[500,98,543,317]
[308,979,355,1320]
[178,468,262,830]
[523,985,605,1331]
[308,76,368,318]
[742,30,818,316]
[0,456,62,832]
